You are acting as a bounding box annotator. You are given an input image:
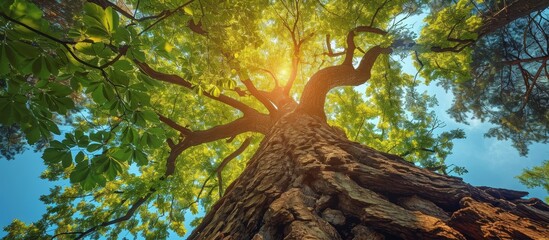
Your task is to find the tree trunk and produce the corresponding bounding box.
[189,112,549,239]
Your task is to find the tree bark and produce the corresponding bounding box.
[189,112,549,240]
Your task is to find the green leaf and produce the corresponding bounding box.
[183,6,194,16]
[112,59,133,71]
[141,128,165,148]
[77,135,90,148]
[113,27,130,44]
[75,151,86,163]
[70,162,90,183]
[93,155,110,173]
[110,68,129,86]
[41,118,61,135]
[132,149,148,166]
[75,42,95,55]
[24,124,41,144]
[48,83,72,97]
[42,147,72,168]
[132,111,147,127]
[0,96,28,125]
[87,143,103,152]
[141,110,159,123]
[10,40,39,59]
[128,48,145,62]
[111,146,132,162]
[104,6,119,34]
[32,56,50,79]
[121,126,138,143]
[90,131,106,142]
[0,44,12,75]
[104,157,122,180]
[63,133,77,147]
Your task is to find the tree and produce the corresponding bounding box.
[417,0,549,155]
[519,160,549,202]
[1,0,548,239]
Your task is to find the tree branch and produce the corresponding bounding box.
[324,34,346,57]
[87,0,134,20]
[498,55,549,66]
[138,0,196,36]
[184,115,269,147]
[216,138,252,197]
[258,67,280,87]
[518,61,546,113]
[242,79,277,113]
[57,114,256,238]
[0,12,76,44]
[54,192,154,240]
[157,113,192,135]
[135,61,258,115]
[343,26,388,66]
[299,45,391,119]
[369,0,391,27]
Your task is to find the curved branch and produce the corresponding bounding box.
[343,26,388,66]
[258,67,280,87]
[242,79,277,113]
[299,46,391,119]
[324,34,346,57]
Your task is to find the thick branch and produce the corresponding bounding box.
[184,115,269,147]
[299,46,391,119]
[343,26,388,66]
[164,115,267,176]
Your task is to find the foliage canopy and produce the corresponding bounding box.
[0,0,547,238]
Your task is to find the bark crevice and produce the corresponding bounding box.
[189,113,549,240]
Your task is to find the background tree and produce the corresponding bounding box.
[1,0,548,239]
[417,0,549,155]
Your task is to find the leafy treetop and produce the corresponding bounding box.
[0,0,546,239]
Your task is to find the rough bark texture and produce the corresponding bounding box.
[188,112,549,239]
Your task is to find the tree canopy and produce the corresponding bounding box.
[0,0,547,238]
